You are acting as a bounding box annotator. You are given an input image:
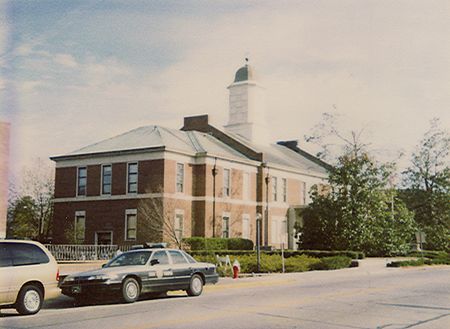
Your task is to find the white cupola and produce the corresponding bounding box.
[224,60,270,144]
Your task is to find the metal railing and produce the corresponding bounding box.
[45,244,133,261]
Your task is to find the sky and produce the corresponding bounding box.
[1,0,449,186]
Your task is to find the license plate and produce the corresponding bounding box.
[72,285,81,294]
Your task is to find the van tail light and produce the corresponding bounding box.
[56,268,60,282]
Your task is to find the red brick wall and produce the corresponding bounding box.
[138,159,164,193]
[112,163,126,195]
[87,165,101,196]
[54,167,77,198]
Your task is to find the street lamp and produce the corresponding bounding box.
[212,157,218,237]
[264,168,270,248]
[256,213,262,272]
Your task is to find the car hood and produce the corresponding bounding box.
[66,265,146,278]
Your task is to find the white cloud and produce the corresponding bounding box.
[8,0,450,180]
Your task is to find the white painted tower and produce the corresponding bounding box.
[224,61,270,144]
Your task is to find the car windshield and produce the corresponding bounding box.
[106,251,151,267]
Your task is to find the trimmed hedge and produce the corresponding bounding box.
[310,256,352,270]
[183,237,254,251]
[189,249,364,259]
[387,252,450,267]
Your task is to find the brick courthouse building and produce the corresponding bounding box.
[51,63,329,248]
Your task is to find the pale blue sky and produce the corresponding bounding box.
[1,0,449,183]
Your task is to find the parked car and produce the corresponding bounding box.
[60,247,219,303]
[0,240,60,315]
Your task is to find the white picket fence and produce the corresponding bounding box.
[45,244,132,261]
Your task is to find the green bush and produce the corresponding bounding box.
[387,259,425,267]
[387,252,450,267]
[227,238,254,250]
[182,237,253,251]
[311,256,353,270]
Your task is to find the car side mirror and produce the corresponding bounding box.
[102,263,107,268]
[150,259,159,266]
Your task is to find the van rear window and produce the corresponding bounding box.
[6,243,50,266]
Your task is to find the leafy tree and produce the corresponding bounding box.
[301,114,416,255]
[401,119,449,251]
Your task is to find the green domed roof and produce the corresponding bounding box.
[234,64,254,82]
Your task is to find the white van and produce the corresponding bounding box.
[0,240,60,315]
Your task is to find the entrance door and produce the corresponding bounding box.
[95,231,113,245]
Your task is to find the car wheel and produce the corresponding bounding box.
[186,274,203,297]
[16,284,43,315]
[122,277,140,303]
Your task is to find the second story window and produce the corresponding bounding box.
[127,163,138,194]
[223,169,231,197]
[102,165,112,195]
[243,172,250,200]
[77,167,87,196]
[272,176,278,201]
[282,178,287,202]
[176,163,184,193]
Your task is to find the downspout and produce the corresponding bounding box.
[212,157,218,237]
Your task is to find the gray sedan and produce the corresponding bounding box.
[60,248,219,303]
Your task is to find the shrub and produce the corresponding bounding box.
[227,238,254,250]
[182,237,254,251]
[311,256,352,270]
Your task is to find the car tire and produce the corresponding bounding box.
[122,277,140,303]
[16,284,43,315]
[186,274,203,297]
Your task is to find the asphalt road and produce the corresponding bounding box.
[1,260,449,329]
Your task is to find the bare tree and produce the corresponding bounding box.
[138,187,184,249]
[7,159,54,241]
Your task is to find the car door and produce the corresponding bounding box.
[167,250,192,289]
[143,250,172,292]
[0,243,13,304]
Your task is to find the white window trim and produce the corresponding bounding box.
[74,210,86,242]
[174,209,184,241]
[242,214,250,239]
[176,163,184,194]
[282,178,287,203]
[76,166,87,197]
[222,212,231,238]
[101,164,112,195]
[95,231,114,245]
[223,168,231,198]
[124,209,138,241]
[126,162,138,194]
[272,176,278,202]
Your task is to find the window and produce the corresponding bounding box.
[102,165,112,195]
[272,176,278,201]
[125,209,137,240]
[223,169,231,197]
[77,167,87,196]
[151,250,169,265]
[169,250,188,264]
[176,163,184,193]
[127,163,138,193]
[7,243,50,266]
[175,212,184,242]
[242,214,250,239]
[0,244,12,267]
[282,178,287,202]
[243,172,250,200]
[109,251,151,267]
[182,251,197,263]
[75,211,86,243]
[222,215,230,238]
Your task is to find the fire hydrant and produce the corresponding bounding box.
[232,259,240,279]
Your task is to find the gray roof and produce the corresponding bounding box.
[224,131,328,176]
[60,126,251,162]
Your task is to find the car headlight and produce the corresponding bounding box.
[63,276,75,283]
[87,274,113,281]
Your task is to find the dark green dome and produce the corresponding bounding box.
[234,64,254,82]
